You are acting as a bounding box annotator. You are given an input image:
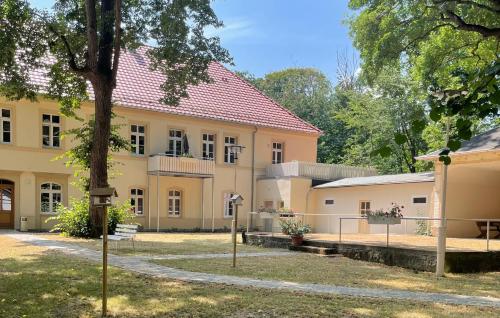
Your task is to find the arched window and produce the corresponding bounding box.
[41,182,62,214]
[168,189,181,217]
[130,188,144,215]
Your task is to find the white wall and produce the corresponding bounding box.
[308,182,434,234]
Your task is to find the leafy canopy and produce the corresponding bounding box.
[348,0,500,161]
[0,0,231,110]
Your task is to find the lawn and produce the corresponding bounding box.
[1,236,497,317]
[153,254,500,298]
[38,232,276,255]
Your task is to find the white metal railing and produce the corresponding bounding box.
[247,212,500,252]
[148,154,215,176]
[266,161,377,180]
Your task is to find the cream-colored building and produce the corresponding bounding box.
[296,127,499,238]
[0,48,323,231]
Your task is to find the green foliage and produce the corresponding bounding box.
[279,219,311,237]
[348,0,500,160]
[56,115,129,191]
[336,69,431,174]
[48,196,134,238]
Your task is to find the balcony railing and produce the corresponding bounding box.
[148,154,215,177]
[266,161,377,181]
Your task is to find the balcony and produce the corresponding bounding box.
[148,154,215,178]
[266,161,377,181]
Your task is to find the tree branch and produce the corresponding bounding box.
[111,0,122,87]
[85,0,98,70]
[441,9,500,39]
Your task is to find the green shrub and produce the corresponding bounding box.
[47,195,134,237]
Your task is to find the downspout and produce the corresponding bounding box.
[249,126,258,230]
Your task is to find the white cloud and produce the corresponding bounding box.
[205,18,258,42]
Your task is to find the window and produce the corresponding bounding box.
[278,200,285,209]
[224,136,237,164]
[0,108,11,144]
[41,182,62,214]
[359,201,371,216]
[202,133,215,160]
[413,196,427,204]
[272,142,283,164]
[224,192,235,218]
[263,200,274,208]
[42,114,60,148]
[130,188,144,215]
[169,129,183,157]
[168,189,181,216]
[324,199,335,206]
[130,124,145,155]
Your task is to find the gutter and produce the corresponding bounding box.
[249,126,258,230]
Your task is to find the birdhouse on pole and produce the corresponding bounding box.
[90,187,118,207]
[230,194,244,206]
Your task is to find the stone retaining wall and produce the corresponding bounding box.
[244,233,500,273]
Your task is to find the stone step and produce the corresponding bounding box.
[289,245,337,255]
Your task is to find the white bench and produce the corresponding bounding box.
[103,224,139,251]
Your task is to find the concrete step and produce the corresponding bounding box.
[289,245,337,255]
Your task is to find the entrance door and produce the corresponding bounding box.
[358,200,370,234]
[0,180,14,229]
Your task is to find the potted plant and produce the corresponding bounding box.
[280,219,311,246]
[365,203,404,224]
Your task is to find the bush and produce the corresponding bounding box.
[47,195,134,237]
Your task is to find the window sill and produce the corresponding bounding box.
[223,215,234,219]
[40,212,58,216]
[168,214,181,218]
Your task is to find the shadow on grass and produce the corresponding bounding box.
[0,240,496,317]
[154,254,500,299]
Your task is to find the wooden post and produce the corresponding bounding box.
[102,206,108,317]
[232,204,239,267]
[386,223,389,247]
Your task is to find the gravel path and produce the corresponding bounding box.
[6,232,500,308]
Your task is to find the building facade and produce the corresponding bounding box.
[0,48,322,231]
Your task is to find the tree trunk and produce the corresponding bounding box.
[89,79,113,237]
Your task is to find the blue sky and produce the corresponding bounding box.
[32,0,357,83]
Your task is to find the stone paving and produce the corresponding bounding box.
[6,233,500,308]
[135,251,298,261]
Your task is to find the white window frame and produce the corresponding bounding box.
[0,108,11,144]
[412,195,428,205]
[224,136,237,164]
[40,182,62,214]
[324,198,335,206]
[224,192,235,218]
[202,133,215,160]
[130,124,146,155]
[130,188,145,215]
[359,200,371,216]
[272,142,284,164]
[42,114,61,148]
[169,129,184,157]
[168,189,181,217]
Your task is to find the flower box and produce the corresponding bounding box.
[367,215,401,225]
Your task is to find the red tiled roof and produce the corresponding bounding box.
[32,47,322,135]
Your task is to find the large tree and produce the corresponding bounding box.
[349,0,499,160]
[239,68,349,163]
[0,0,230,236]
[336,69,430,173]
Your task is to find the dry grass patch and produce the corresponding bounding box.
[0,235,497,317]
[38,232,277,255]
[153,254,500,298]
